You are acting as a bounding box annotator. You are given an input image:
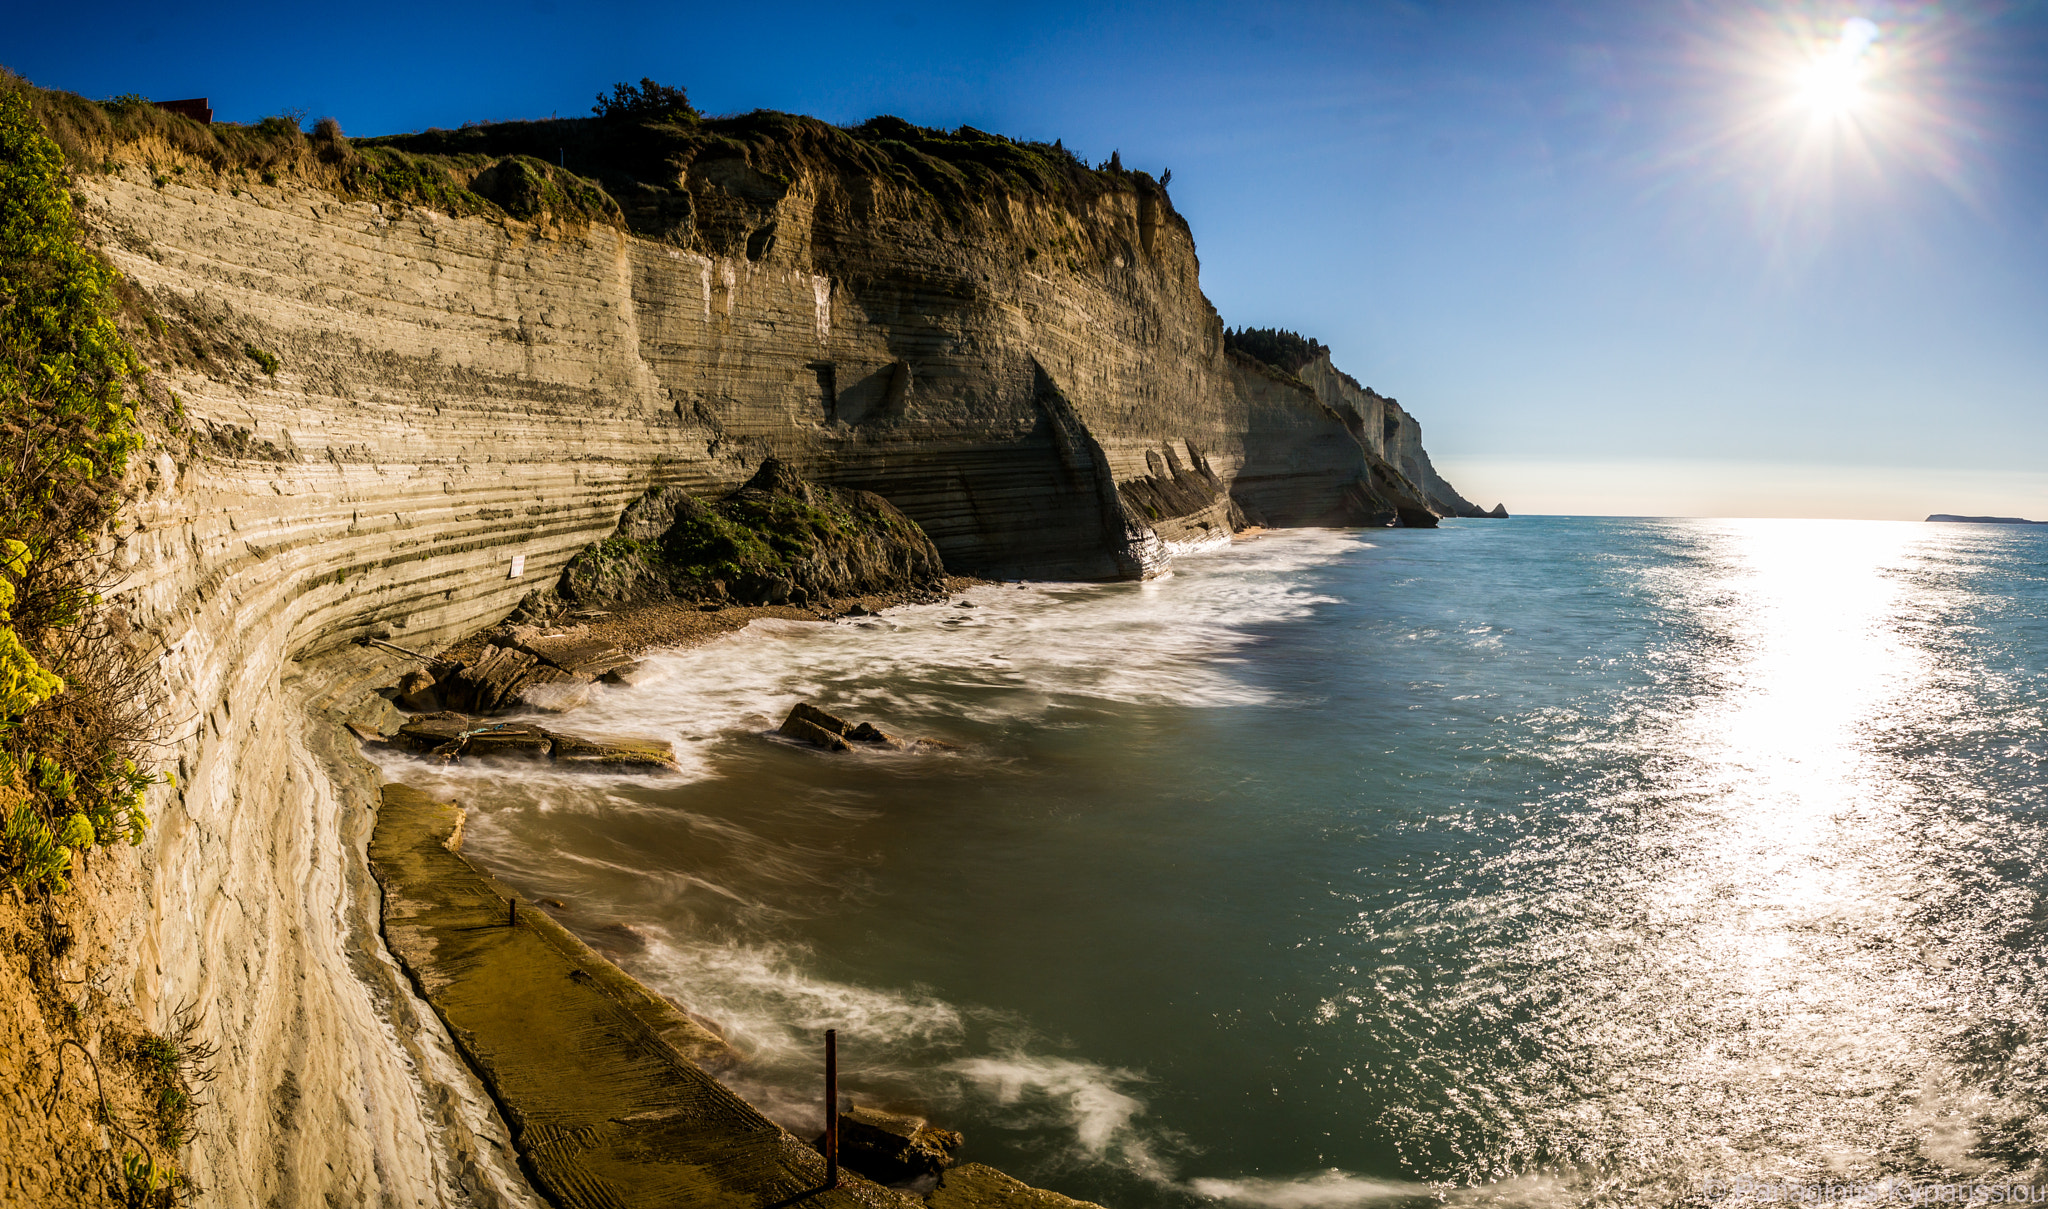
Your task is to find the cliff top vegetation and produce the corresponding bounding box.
[0,70,1175,241]
[1223,327,1390,403]
[1223,327,1331,375]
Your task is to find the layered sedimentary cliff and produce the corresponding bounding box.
[1296,355,1487,520]
[18,97,1489,1206]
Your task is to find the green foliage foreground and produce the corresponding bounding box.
[0,90,163,895]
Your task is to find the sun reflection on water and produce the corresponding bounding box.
[1355,519,2048,1201]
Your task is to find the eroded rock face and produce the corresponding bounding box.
[68,107,1485,1207]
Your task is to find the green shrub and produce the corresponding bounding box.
[593,78,696,124]
[0,89,163,895]
[242,343,279,375]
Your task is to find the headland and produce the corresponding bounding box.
[0,72,1494,1207]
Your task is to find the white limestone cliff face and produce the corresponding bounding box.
[1297,354,1485,519]
[52,142,1476,1204]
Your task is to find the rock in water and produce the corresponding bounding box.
[546,732,680,772]
[602,660,666,687]
[463,724,554,758]
[393,712,473,752]
[776,702,919,751]
[781,701,851,737]
[821,1105,963,1184]
[394,713,551,760]
[778,702,852,750]
[1488,503,1510,519]
[845,721,898,746]
[783,717,849,750]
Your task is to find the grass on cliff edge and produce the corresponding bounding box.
[0,89,164,900]
[0,69,1170,241]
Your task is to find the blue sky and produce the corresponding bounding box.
[10,0,2047,517]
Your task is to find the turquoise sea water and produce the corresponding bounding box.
[379,518,2048,1207]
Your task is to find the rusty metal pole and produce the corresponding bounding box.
[824,1029,839,1188]
[509,896,517,927]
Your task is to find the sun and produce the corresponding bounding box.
[1671,4,1969,240]
[1794,16,1880,120]
[1797,54,1863,115]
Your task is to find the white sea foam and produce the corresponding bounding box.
[948,1055,1172,1180]
[631,934,967,1062]
[1187,1171,1434,1208]
[372,530,1362,796]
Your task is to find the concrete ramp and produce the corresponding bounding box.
[369,783,919,1209]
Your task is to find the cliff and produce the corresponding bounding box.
[3,82,1489,1206]
[1295,356,1488,519]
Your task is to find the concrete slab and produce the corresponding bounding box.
[369,783,919,1209]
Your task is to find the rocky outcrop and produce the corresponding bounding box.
[825,1105,965,1185]
[560,459,945,609]
[392,713,681,771]
[31,95,1494,1208]
[778,702,909,751]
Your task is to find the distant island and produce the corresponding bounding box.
[1926,515,2046,524]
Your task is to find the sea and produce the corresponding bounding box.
[375,517,2048,1207]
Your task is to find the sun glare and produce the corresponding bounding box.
[1667,4,1973,249]
[1794,16,1880,119]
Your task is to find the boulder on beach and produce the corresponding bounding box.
[440,645,570,714]
[392,625,636,719]
[345,695,405,742]
[819,1104,963,1185]
[558,459,946,610]
[395,669,441,713]
[513,630,636,678]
